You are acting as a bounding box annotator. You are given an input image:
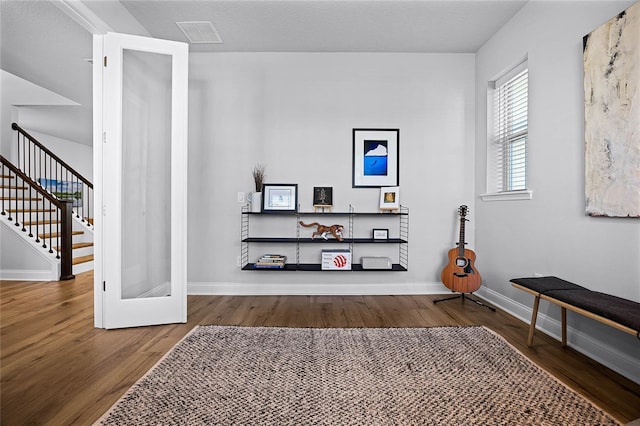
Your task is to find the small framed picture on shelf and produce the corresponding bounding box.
[379,186,400,211]
[313,187,333,207]
[262,183,298,213]
[372,228,389,240]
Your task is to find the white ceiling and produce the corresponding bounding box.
[1,0,529,146]
[118,0,528,53]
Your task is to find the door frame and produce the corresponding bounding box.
[93,32,188,329]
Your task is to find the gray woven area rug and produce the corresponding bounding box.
[97,325,619,425]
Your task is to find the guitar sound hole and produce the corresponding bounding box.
[455,258,467,267]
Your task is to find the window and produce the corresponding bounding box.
[483,61,531,201]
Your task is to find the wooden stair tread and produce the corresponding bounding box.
[6,208,55,213]
[54,242,94,251]
[73,242,94,249]
[40,231,84,239]
[73,255,94,265]
[1,175,15,179]
[0,185,27,190]
[0,197,41,201]
[22,219,60,226]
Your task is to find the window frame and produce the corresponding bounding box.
[482,60,532,202]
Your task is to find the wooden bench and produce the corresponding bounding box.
[511,276,640,346]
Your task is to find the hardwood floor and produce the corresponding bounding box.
[2,272,639,425]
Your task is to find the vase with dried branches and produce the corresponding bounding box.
[252,164,266,193]
[251,164,266,212]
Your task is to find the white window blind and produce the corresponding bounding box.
[493,63,528,192]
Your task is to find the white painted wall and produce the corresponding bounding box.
[0,70,82,162]
[27,130,93,181]
[187,52,476,294]
[0,220,59,281]
[475,0,639,382]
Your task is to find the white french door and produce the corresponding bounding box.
[94,32,188,329]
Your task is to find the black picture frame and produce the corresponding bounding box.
[313,187,333,207]
[372,228,389,240]
[352,128,399,188]
[261,184,298,213]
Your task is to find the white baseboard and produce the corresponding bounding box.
[0,267,59,281]
[188,281,449,296]
[475,286,640,385]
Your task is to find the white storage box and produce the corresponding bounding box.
[321,249,352,270]
[361,256,392,270]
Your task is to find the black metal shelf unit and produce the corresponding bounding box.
[240,205,408,271]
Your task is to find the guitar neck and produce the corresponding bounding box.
[458,216,466,256]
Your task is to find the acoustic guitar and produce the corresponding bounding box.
[441,205,482,293]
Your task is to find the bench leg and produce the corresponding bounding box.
[561,307,567,347]
[527,295,541,346]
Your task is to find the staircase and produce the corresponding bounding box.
[1,124,94,280]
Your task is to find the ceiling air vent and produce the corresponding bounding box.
[176,21,223,44]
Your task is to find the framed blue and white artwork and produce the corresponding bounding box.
[352,128,399,188]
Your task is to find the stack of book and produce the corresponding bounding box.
[253,254,287,269]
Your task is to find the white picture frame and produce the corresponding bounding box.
[372,228,389,240]
[379,186,400,211]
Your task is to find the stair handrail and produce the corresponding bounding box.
[11,122,93,227]
[1,155,74,280]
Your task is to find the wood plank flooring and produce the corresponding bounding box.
[2,272,639,425]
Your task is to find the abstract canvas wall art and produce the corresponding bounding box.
[583,1,640,217]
